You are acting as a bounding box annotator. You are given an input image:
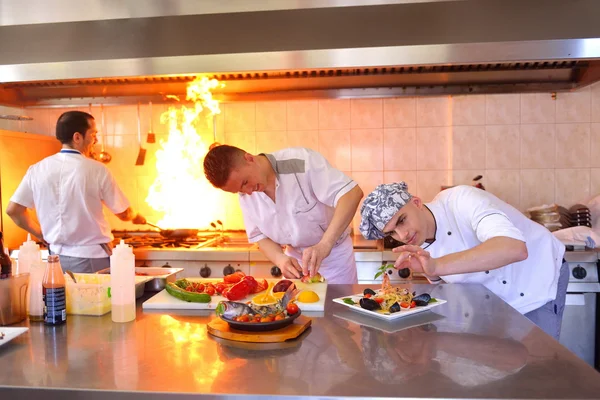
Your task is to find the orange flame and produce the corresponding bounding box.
[146,77,225,229]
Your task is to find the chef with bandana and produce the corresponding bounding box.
[359,182,568,340]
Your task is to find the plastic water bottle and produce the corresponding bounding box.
[110,240,136,323]
[18,234,44,321]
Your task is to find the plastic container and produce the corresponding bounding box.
[110,240,136,322]
[65,273,152,316]
[29,260,45,322]
[0,273,30,325]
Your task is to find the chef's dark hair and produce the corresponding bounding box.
[203,144,246,188]
[56,111,94,144]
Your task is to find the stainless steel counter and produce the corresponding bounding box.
[1,283,599,399]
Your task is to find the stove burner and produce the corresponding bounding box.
[111,230,223,249]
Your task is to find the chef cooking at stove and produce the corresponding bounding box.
[203,145,363,284]
[6,111,147,273]
[360,182,568,339]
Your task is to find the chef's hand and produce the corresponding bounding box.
[275,255,303,279]
[392,245,439,277]
[132,213,146,225]
[301,241,332,278]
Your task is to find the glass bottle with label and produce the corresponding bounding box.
[43,255,66,325]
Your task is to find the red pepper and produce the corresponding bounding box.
[252,279,268,294]
[225,279,252,301]
[243,276,258,293]
[223,271,246,284]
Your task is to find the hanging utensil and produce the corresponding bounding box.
[135,102,147,166]
[209,114,221,150]
[97,104,112,164]
[147,101,156,143]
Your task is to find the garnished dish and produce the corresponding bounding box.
[215,284,302,332]
[165,272,269,303]
[333,273,446,321]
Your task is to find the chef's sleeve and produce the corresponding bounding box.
[10,166,35,208]
[99,167,131,214]
[304,148,357,207]
[453,186,525,243]
[239,198,267,243]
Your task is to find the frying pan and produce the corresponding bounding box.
[146,223,199,239]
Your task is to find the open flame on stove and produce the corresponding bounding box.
[146,77,224,229]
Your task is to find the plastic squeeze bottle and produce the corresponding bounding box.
[19,234,44,321]
[110,240,136,323]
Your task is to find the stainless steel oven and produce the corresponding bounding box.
[560,250,600,369]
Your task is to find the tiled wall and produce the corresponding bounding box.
[5,81,600,233]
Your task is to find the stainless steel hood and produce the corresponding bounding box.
[1,0,600,106]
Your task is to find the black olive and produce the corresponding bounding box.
[389,302,401,313]
[363,288,376,296]
[359,297,381,311]
[413,293,431,306]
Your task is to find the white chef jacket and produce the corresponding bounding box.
[424,185,565,314]
[10,149,130,258]
[240,147,358,283]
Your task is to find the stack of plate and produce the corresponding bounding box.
[569,204,592,228]
[528,204,565,231]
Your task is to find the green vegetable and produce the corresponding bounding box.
[165,282,211,303]
[429,298,438,303]
[342,298,356,305]
[374,264,395,280]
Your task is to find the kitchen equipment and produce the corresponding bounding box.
[207,315,311,343]
[0,273,29,326]
[219,308,302,332]
[96,266,183,292]
[145,223,200,239]
[142,279,327,312]
[209,114,220,150]
[135,102,146,166]
[97,104,112,164]
[146,102,156,143]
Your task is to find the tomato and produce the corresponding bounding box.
[238,314,250,322]
[410,301,416,308]
[286,303,299,315]
[223,271,246,284]
[215,282,229,295]
[364,293,372,299]
[253,314,261,322]
[196,283,205,293]
[260,316,274,323]
[274,314,285,321]
[205,286,216,296]
[374,297,384,304]
[400,301,410,309]
[185,286,194,292]
[225,279,252,301]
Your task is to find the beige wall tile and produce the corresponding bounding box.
[520,169,555,210]
[555,123,590,168]
[224,103,255,133]
[451,95,486,126]
[592,83,600,123]
[485,169,520,210]
[351,128,383,171]
[224,131,256,153]
[485,125,520,169]
[351,99,383,129]
[256,131,287,154]
[0,106,25,131]
[319,99,351,129]
[592,123,600,168]
[451,126,486,170]
[555,169,591,207]
[384,171,417,191]
[255,101,287,131]
[486,94,520,125]
[452,170,480,187]
[416,127,450,170]
[520,124,555,168]
[417,97,451,127]
[591,168,600,197]
[556,89,591,123]
[417,170,449,201]
[383,128,416,171]
[287,130,319,151]
[383,97,416,128]
[105,105,137,136]
[318,129,351,170]
[287,100,318,130]
[520,93,555,124]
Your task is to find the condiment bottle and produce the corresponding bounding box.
[110,240,136,323]
[18,234,44,320]
[43,255,66,325]
[0,232,12,279]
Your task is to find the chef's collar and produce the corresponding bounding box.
[60,148,82,155]
[262,153,281,189]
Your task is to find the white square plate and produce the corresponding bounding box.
[0,327,29,347]
[332,293,447,321]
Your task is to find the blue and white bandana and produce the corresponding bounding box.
[359,182,413,240]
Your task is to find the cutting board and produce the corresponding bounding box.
[207,316,311,343]
[142,278,327,311]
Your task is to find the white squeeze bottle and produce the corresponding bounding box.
[110,240,136,323]
[19,234,44,321]
[18,233,39,275]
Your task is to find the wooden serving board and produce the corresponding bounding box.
[207,316,311,343]
[142,278,327,311]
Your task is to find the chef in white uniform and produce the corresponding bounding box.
[359,182,568,339]
[203,145,363,284]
